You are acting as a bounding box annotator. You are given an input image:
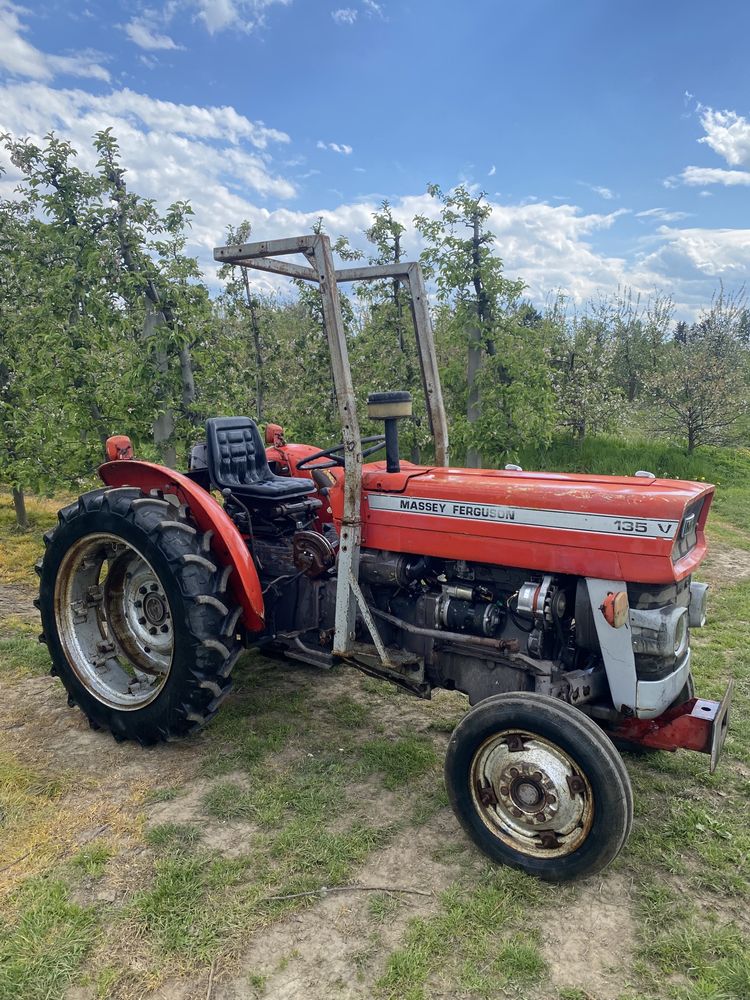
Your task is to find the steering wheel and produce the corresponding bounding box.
[296,434,387,470]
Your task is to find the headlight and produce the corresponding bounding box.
[630,605,689,659]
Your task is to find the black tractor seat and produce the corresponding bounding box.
[205,417,315,504]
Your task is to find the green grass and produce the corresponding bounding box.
[377,867,554,1000]
[0,634,51,676]
[0,877,99,1000]
[70,842,112,878]
[360,736,438,790]
[0,492,64,588]
[145,822,203,852]
[518,434,750,485]
[329,694,371,727]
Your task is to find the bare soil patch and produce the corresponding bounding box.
[0,581,38,632]
[700,542,750,588]
[214,813,467,1000]
[540,872,637,999]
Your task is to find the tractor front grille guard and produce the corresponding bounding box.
[213,234,448,659]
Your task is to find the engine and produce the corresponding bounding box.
[254,531,706,712]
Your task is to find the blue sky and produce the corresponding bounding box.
[1,0,748,315]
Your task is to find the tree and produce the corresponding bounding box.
[646,289,750,451]
[415,185,553,465]
[608,288,673,402]
[548,296,622,440]
[95,129,206,465]
[352,201,427,461]
[215,220,269,423]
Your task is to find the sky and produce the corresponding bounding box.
[0,0,748,316]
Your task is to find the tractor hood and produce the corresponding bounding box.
[353,463,713,585]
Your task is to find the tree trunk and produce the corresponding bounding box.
[12,486,29,531]
[466,319,482,468]
[179,344,197,421]
[143,303,177,467]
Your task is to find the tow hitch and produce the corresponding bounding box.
[609,679,733,772]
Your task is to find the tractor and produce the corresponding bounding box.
[36,234,733,881]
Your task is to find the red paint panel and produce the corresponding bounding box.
[99,460,264,632]
[352,464,712,585]
[610,699,716,753]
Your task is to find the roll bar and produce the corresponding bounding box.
[213,234,449,658]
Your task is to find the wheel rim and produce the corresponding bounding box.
[470,729,594,858]
[54,533,174,710]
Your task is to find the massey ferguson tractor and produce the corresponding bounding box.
[36,235,733,882]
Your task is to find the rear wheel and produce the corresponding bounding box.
[37,488,242,744]
[445,692,633,881]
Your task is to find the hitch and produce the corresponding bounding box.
[608,679,733,772]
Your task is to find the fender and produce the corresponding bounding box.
[99,460,265,632]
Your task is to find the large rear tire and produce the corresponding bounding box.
[37,488,242,745]
[445,692,633,882]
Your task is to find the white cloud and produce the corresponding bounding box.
[190,0,292,34]
[579,181,616,200]
[698,107,750,167]
[317,140,353,154]
[0,82,296,229]
[679,165,750,187]
[0,1,109,81]
[680,167,750,187]
[641,226,750,285]
[123,18,181,51]
[331,8,358,24]
[670,105,750,189]
[0,70,745,319]
[488,164,496,177]
[636,207,690,223]
[362,0,384,16]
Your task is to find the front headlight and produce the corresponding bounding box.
[630,605,689,659]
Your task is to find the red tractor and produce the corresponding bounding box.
[36,235,732,881]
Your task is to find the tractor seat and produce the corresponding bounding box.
[205,417,315,503]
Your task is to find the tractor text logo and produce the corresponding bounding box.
[398,498,516,521]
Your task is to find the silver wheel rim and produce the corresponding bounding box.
[54,533,174,710]
[470,729,594,858]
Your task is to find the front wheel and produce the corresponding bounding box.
[37,488,243,744]
[445,693,633,881]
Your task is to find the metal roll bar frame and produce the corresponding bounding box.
[213,234,449,658]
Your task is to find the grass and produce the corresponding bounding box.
[0,633,51,676]
[360,736,439,790]
[0,492,66,587]
[70,842,112,878]
[0,443,749,999]
[0,877,99,1000]
[378,867,554,999]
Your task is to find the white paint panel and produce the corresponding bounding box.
[367,493,679,540]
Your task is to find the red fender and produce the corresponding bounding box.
[99,460,264,632]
